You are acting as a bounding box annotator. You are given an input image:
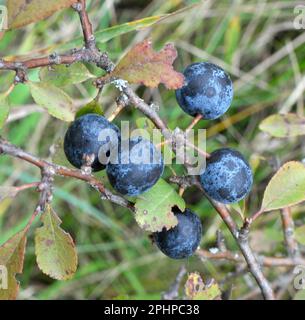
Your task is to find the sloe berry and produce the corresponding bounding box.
[176,62,233,120]
[106,136,164,196]
[153,209,202,259]
[200,148,253,204]
[64,113,120,171]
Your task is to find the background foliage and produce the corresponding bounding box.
[1,0,305,300]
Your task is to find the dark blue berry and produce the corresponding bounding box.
[200,148,253,204]
[64,113,120,171]
[176,62,233,120]
[106,137,164,196]
[153,209,202,259]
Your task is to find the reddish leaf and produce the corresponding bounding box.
[7,0,79,30]
[111,39,184,89]
[0,230,27,300]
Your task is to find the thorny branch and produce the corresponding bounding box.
[0,0,295,300]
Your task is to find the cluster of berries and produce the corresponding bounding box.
[64,62,253,259]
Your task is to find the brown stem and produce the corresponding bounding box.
[186,114,203,132]
[0,138,134,211]
[0,51,87,84]
[0,1,113,82]
[197,249,305,267]
[123,86,169,134]
[238,224,275,300]
[250,208,265,223]
[73,0,95,49]
[24,169,54,230]
[0,0,275,300]
[171,175,275,299]
[186,141,211,158]
[14,182,40,192]
[221,207,274,299]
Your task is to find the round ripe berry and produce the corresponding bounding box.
[175,62,233,120]
[64,113,120,171]
[153,209,202,259]
[200,148,253,204]
[106,137,164,196]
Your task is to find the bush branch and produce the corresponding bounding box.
[0,0,275,300]
[0,138,134,212]
[170,175,275,299]
[197,249,305,267]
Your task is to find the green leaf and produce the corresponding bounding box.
[261,161,305,212]
[39,63,94,87]
[295,225,305,245]
[185,272,221,300]
[75,100,104,119]
[0,93,10,129]
[29,81,75,122]
[59,15,165,51]
[35,206,78,280]
[259,113,305,138]
[58,4,199,51]
[111,39,184,89]
[0,230,27,300]
[95,16,164,45]
[134,179,185,232]
[7,0,79,30]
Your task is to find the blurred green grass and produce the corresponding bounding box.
[1,0,305,300]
